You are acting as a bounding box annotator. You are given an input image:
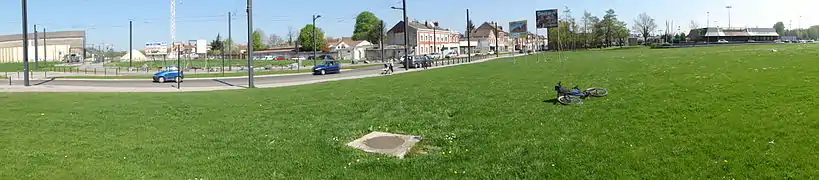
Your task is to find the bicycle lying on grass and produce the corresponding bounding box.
[554,82,608,105]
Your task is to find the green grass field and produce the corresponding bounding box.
[2,44,818,179]
[0,62,60,72]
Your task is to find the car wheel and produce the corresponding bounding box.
[320,69,326,75]
[157,77,165,83]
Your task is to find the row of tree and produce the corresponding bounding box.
[774,22,819,40]
[547,7,631,50]
[209,11,387,54]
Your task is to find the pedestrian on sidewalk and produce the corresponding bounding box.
[388,60,394,74]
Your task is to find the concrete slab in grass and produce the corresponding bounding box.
[346,131,422,158]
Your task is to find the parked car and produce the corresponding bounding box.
[152,66,183,83]
[444,52,458,58]
[487,51,496,55]
[399,56,433,69]
[747,39,756,43]
[717,39,729,43]
[275,56,287,60]
[429,52,442,59]
[313,60,341,75]
[293,56,306,60]
[308,55,336,60]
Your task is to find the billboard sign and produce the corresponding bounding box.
[144,42,168,55]
[195,39,207,54]
[536,9,559,28]
[509,20,528,38]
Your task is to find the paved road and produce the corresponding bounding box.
[9,65,387,88]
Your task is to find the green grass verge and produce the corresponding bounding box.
[2,44,818,179]
[106,59,357,69]
[0,62,61,72]
[59,64,383,79]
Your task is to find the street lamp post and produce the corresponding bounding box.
[246,0,255,88]
[726,5,732,28]
[129,20,133,68]
[391,1,409,70]
[21,0,30,86]
[312,14,322,66]
[34,25,38,69]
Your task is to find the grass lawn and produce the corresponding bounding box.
[2,44,818,179]
[106,59,357,69]
[58,64,383,79]
[0,62,60,72]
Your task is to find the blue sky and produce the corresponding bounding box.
[1,0,815,51]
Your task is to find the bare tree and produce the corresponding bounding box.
[631,12,657,44]
[689,20,699,30]
[267,34,284,48]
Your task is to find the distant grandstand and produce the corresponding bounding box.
[688,27,780,42]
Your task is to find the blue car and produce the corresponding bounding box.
[152,66,184,83]
[313,60,341,75]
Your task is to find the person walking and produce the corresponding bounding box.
[388,60,394,74]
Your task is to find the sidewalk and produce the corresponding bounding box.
[1,54,524,93]
[1,64,378,81]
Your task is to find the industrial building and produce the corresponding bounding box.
[688,27,779,42]
[0,31,86,63]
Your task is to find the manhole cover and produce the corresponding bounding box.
[346,131,422,158]
[364,136,405,149]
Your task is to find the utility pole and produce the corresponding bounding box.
[246,0,255,88]
[403,0,408,69]
[129,20,133,68]
[22,0,30,86]
[34,25,38,69]
[380,20,385,62]
[494,22,499,57]
[223,12,229,75]
[228,12,232,60]
[466,9,471,62]
[312,14,322,66]
[433,22,436,54]
[176,44,181,89]
[43,28,47,63]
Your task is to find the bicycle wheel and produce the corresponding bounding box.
[557,95,583,105]
[585,88,608,97]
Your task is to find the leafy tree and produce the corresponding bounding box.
[467,20,476,33]
[352,11,383,43]
[209,33,224,55]
[773,22,786,36]
[252,29,266,51]
[680,32,687,42]
[298,24,326,51]
[598,9,621,47]
[582,11,600,48]
[632,12,657,44]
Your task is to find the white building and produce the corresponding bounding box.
[329,39,373,60]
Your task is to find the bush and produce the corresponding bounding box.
[650,43,672,48]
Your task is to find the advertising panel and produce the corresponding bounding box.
[144,42,168,55]
[536,9,559,28]
[509,20,528,38]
